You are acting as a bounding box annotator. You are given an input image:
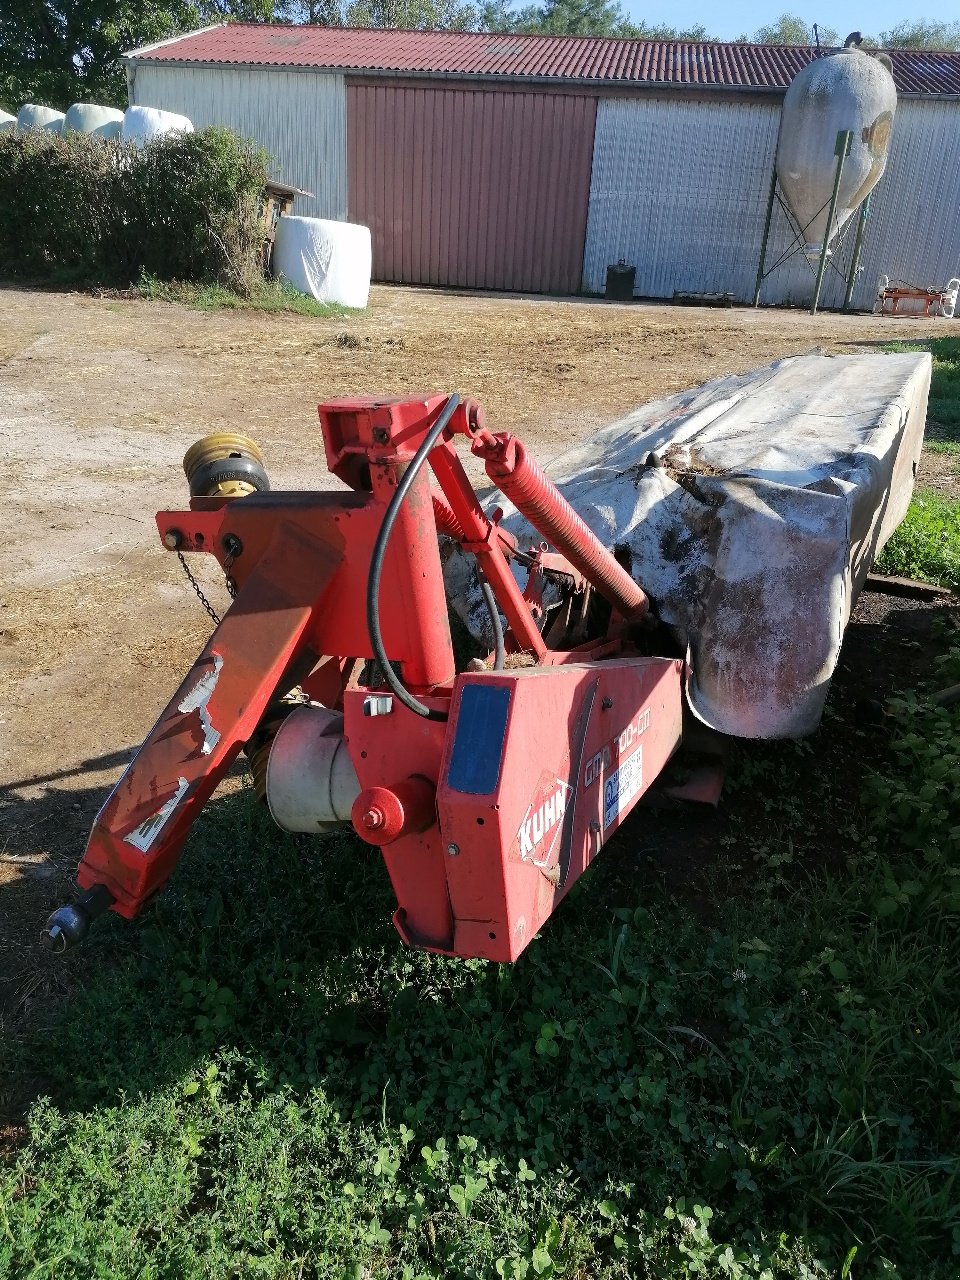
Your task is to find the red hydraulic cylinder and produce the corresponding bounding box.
[474,433,650,621]
[429,439,547,658]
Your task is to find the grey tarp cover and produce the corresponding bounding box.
[447,351,931,739]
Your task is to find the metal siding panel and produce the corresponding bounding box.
[408,88,422,284]
[520,93,542,292]
[132,64,346,219]
[469,91,488,287]
[349,84,594,293]
[346,78,360,222]
[378,84,392,280]
[583,94,960,308]
[850,98,960,308]
[400,85,415,284]
[584,97,783,301]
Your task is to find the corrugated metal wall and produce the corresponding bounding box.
[347,83,596,292]
[128,62,958,306]
[129,64,347,219]
[583,94,960,308]
[583,96,782,301]
[851,98,960,308]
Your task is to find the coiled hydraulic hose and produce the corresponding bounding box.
[367,394,505,722]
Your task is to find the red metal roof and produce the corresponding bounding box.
[131,25,960,94]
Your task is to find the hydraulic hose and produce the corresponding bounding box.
[367,395,461,720]
[480,579,506,671]
[367,395,507,720]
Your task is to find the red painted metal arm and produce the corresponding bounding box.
[76,523,343,917]
[429,437,547,658]
[472,431,650,621]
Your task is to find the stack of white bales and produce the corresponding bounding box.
[8,102,192,142]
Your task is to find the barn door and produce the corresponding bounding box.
[348,83,596,294]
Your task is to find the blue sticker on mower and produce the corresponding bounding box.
[446,683,511,795]
[603,746,643,829]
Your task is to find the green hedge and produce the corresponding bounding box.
[0,126,270,292]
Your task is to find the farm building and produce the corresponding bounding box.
[125,26,960,307]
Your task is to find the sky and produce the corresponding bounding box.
[620,1,960,41]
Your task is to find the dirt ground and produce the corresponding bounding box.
[1,283,956,1046]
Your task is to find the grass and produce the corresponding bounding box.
[137,271,350,318]
[3,638,960,1277]
[884,336,960,452]
[876,336,960,587]
[875,490,960,589]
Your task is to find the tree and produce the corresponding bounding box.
[506,0,712,38]
[509,0,634,37]
[745,13,960,52]
[0,0,213,109]
[751,13,838,47]
[878,19,960,50]
[282,0,492,24]
[0,0,287,110]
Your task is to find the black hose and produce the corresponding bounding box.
[480,579,505,671]
[367,394,461,721]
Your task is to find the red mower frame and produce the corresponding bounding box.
[48,393,685,962]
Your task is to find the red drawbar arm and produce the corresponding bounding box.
[78,523,343,915]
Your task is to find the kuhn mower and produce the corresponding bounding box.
[42,393,684,962]
[42,351,931,961]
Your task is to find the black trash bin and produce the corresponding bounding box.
[605,262,636,302]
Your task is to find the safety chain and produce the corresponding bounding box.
[177,550,236,627]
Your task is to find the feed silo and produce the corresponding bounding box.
[755,42,898,313]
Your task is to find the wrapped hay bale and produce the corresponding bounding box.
[121,105,193,147]
[63,103,124,140]
[271,216,372,308]
[17,104,64,133]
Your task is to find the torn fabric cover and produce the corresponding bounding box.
[444,352,931,739]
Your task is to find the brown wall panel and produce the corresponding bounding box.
[347,82,597,293]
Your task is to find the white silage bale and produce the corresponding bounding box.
[63,103,124,140]
[121,105,194,147]
[272,217,372,309]
[17,104,65,133]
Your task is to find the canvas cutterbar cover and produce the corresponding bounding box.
[447,351,932,739]
[271,216,372,309]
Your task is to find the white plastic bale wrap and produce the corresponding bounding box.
[271,216,371,308]
[447,352,931,740]
[0,109,16,133]
[17,104,64,133]
[63,103,124,140]
[121,105,194,146]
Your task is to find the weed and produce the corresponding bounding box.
[137,272,351,318]
[875,490,960,589]
[883,336,960,444]
[3,638,960,1277]
[873,338,960,587]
